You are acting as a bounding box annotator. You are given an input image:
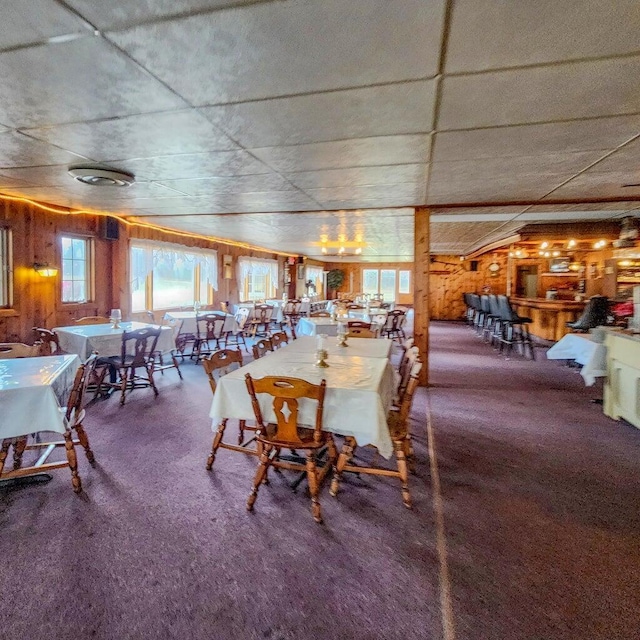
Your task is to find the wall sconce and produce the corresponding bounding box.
[222,254,233,279]
[33,263,58,277]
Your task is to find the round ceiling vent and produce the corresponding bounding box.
[68,166,135,187]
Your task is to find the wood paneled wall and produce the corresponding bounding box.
[329,261,415,304]
[0,198,284,342]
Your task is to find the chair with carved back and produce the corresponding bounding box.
[346,327,377,339]
[270,331,289,349]
[395,336,415,370]
[346,303,364,310]
[347,320,371,329]
[32,327,63,355]
[252,338,274,360]
[223,308,249,352]
[247,304,274,337]
[96,326,161,405]
[244,374,337,523]
[282,299,302,328]
[0,343,42,359]
[193,313,226,363]
[396,346,420,407]
[75,316,111,325]
[310,310,331,317]
[381,309,407,342]
[330,360,422,508]
[203,349,258,469]
[1,354,98,493]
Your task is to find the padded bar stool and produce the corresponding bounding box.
[498,295,535,360]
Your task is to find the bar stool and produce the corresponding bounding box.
[498,295,535,359]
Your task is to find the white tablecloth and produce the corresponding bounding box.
[234,303,285,324]
[0,354,80,439]
[546,334,607,386]
[296,317,340,337]
[284,336,393,359]
[210,343,396,457]
[163,311,239,335]
[54,322,176,359]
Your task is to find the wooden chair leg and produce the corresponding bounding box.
[394,438,412,509]
[247,445,272,511]
[63,431,82,493]
[0,439,10,475]
[237,419,246,445]
[206,419,228,470]
[330,437,356,497]
[147,366,159,397]
[305,451,322,524]
[119,369,128,405]
[75,423,95,464]
[172,354,184,379]
[13,436,28,471]
[405,435,416,474]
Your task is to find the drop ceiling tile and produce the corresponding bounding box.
[158,173,297,197]
[65,0,268,30]
[251,135,431,172]
[23,109,237,160]
[0,36,186,129]
[432,116,640,162]
[305,183,425,204]
[201,81,435,147]
[439,56,640,130]
[285,164,428,190]
[446,0,640,73]
[109,0,443,105]
[0,1,91,50]
[317,196,421,210]
[514,210,626,222]
[543,171,640,200]
[432,206,528,216]
[0,131,88,168]
[0,174,31,189]
[102,150,271,181]
[582,136,640,174]
[525,202,640,213]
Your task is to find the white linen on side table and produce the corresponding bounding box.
[210,349,396,458]
[296,317,340,337]
[0,354,80,439]
[54,322,175,359]
[546,333,607,386]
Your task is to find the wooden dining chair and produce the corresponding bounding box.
[310,310,331,317]
[330,360,422,508]
[32,327,63,354]
[204,349,258,469]
[0,342,42,358]
[223,308,249,352]
[270,331,289,349]
[75,316,111,325]
[96,326,161,405]
[347,320,371,329]
[194,313,226,363]
[346,328,377,339]
[1,354,98,493]
[381,309,407,341]
[247,304,274,337]
[244,374,337,523]
[252,338,274,360]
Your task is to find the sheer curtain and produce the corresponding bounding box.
[306,265,324,298]
[237,257,279,300]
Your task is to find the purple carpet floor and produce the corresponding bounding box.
[1,323,639,639]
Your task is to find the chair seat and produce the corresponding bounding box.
[260,423,327,449]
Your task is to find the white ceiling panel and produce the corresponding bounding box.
[0,132,87,168]
[109,0,444,105]
[285,165,427,190]
[446,0,640,73]
[251,135,431,173]
[580,136,640,174]
[23,110,238,161]
[64,0,269,30]
[0,1,91,50]
[0,36,186,129]
[439,56,640,130]
[200,81,435,148]
[543,171,640,200]
[158,173,299,197]
[432,116,640,163]
[305,183,425,204]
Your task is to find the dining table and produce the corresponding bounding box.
[163,310,240,336]
[546,333,607,386]
[0,354,80,440]
[296,316,384,337]
[210,336,397,457]
[54,322,176,359]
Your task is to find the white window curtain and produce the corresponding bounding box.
[306,265,324,296]
[130,240,218,291]
[237,257,279,292]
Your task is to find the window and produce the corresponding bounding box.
[398,270,411,294]
[305,265,324,298]
[130,241,218,312]
[61,235,92,303]
[362,268,411,302]
[237,257,278,301]
[0,228,11,308]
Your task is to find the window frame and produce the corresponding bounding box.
[361,267,411,302]
[0,227,12,309]
[60,234,94,304]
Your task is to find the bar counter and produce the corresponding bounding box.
[511,297,586,342]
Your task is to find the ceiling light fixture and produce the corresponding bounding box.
[68,165,135,187]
